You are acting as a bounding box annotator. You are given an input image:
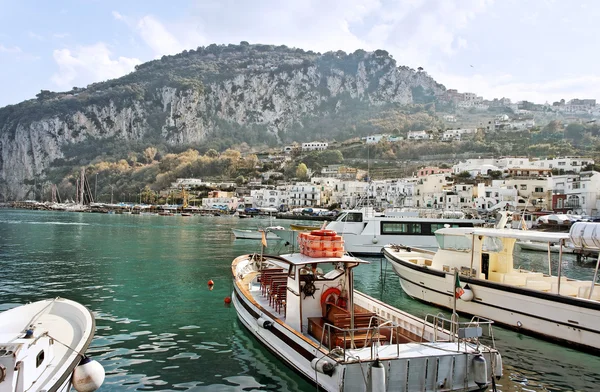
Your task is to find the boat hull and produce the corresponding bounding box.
[385,251,600,353]
[231,229,281,240]
[232,286,340,391]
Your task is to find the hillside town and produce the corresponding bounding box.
[172,155,597,217]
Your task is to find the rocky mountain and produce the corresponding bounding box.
[0,42,445,200]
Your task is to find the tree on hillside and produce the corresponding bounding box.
[144,147,158,163]
[296,163,308,180]
[564,123,585,141]
[206,149,219,158]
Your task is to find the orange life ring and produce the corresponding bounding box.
[311,229,337,237]
[320,287,342,306]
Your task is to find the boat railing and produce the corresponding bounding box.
[319,314,404,360]
[422,313,496,349]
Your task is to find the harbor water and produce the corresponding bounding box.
[0,209,598,391]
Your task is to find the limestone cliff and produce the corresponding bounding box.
[0,44,445,200]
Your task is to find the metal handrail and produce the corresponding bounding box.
[422,313,496,348]
[318,316,402,360]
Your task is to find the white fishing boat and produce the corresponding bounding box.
[0,297,105,392]
[231,230,502,392]
[325,209,484,256]
[232,226,284,240]
[383,221,600,353]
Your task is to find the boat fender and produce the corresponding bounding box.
[493,352,503,380]
[370,359,386,392]
[72,356,105,392]
[320,287,342,307]
[310,357,336,376]
[472,354,488,388]
[257,317,273,330]
[460,286,474,302]
[0,364,5,383]
[371,237,379,244]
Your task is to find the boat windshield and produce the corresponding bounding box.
[436,233,471,250]
[336,212,363,222]
[436,233,505,252]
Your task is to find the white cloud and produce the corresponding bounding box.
[51,42,141,89]
[53,33,70,39]
[28,31,45,41]
[112,12,206,57]
[0,44,22,53]
[136,15,187,56]
[434,71,600,103]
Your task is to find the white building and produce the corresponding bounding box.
[251,188,287,210]
[553,171,600,215]
[407,130,430,140]
[441,128,476,141]
[531,157,594,173]
[288,183,322,207]
[171,178,203,189]
[362,134,389,144]
[302,142,328,151]
[414,173,452,208]
[202,191,238,211]
[474,182,518,211]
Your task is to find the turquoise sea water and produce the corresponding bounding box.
[0,209,599,391]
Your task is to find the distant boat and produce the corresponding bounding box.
[181,213,193,217]
[232,227,284,240]
[326,208,484,256]
[290,223,321,231]
[0,297,105,391]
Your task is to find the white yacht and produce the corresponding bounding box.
[383,222,600,353]
[325,209,483,256]
[231,231,502,392]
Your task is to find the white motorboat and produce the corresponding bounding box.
[383,222,600,353]
[232,226,284,240]
[231,231,502,392]
[325,209,483,256]
[0,297,105,392]
[516,240,599,259]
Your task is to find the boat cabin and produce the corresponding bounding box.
[425,227,600,298]
[257,253,367,334]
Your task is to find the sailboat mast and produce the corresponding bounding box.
[80,167,85,205]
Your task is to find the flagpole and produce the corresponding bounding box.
[452,269,459,339]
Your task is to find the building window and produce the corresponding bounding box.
[520,185,527,190]
[534,187,543,192]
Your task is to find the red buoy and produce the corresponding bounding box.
[208,279,214,286]
[224,296,232,304]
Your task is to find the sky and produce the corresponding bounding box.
[1,0,599,108]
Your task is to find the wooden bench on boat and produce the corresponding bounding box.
[308,303,384,348]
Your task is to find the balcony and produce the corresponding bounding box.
[564,201,581,208]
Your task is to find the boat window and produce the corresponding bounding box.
[482,237,504,252]
[381,222,409,234]
[342,212,363,222]
[335,212,348,222]
[436,233,472,250]
[36,350,45,367]
[288,265,296,280]
[431,223,448,232]
[409,223,422,234]
[381,222,429,235]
